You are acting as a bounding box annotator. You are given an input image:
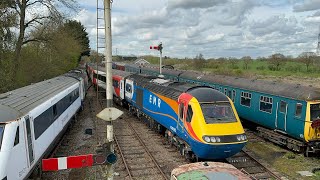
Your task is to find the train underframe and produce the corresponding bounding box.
[257,127,320,157]
[127,104,197,162]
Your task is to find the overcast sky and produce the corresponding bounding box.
[74,0,320,58]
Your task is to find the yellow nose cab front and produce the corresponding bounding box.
[189,97,246,144]
[304,102,320,154]
[305,102,320,141]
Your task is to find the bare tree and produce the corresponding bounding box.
[241,56,252,69]
[228,57,238,68]
[268,53,286,71]
[9,0,77,78]
[298,52,316,72]
[193,53,206,69]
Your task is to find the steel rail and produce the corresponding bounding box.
[125,119,168,180]
[113,135,133,180]
[242,149,282,180]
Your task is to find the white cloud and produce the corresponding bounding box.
[167,0,226,10]
[293,0,320,12]
[75,0,320,58]
[249,15,301,36]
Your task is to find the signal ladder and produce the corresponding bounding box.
[96,0,106,103]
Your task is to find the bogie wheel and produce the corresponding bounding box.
[304,146,311,157]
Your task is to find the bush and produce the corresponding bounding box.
[229,65,239,69]
[285,65,301,72]
[268,65,278,71]
[234,69,243,76]
[256,66,265,70]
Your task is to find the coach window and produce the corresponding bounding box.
[295,103,302,118]
[53,105,58,118]
[280,100,287,113]
[259,96,272,113]
[14,126,19,146]
[186,105,193,123]
[240,92,251,107]
[125,84,132,93]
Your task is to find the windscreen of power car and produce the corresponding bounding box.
[311,104,320,121]
[201,103,237,124]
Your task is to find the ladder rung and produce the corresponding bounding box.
[97,27,105,29]
[97,8,104,10]
[97,47,105,48]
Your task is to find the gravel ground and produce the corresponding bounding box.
[41,86,188,180]
[42,87,108,179]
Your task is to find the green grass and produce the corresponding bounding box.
[246,141,320,180]
[140,56,320,79]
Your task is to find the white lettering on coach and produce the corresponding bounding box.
[149,94,161,108]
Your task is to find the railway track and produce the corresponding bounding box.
[227,147,283,180]
[112,107,188,180]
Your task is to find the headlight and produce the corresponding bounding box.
[241,135,245,141]
[204,136,211,143]
[216,137,221,142]
[237,135,241,141]
[210,137,216,143]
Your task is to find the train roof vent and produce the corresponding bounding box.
[150,78,170,85]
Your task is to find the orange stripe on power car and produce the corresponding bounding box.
[154,92,179,114]
[178,93,202,142]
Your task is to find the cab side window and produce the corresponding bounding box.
[186,105,193,123]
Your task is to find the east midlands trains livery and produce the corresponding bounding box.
[87,64,247,160]
[0,69,87,180]
[119,63,320,156]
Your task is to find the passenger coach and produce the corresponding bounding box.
[0,72,87,180]
[120,63,320,156]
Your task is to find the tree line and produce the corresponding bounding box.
[190,52,320,72]
[0,0,90,93]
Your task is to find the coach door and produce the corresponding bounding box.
[25,116,34,166]
[120,80,124,100]
[276,100,287,131]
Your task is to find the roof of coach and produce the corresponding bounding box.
[180,71,320,101]
[0,76,79,123]
[112,69,132,77]
[141,66,183,76]
[128,74,223,101]
[64,72,85,81]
